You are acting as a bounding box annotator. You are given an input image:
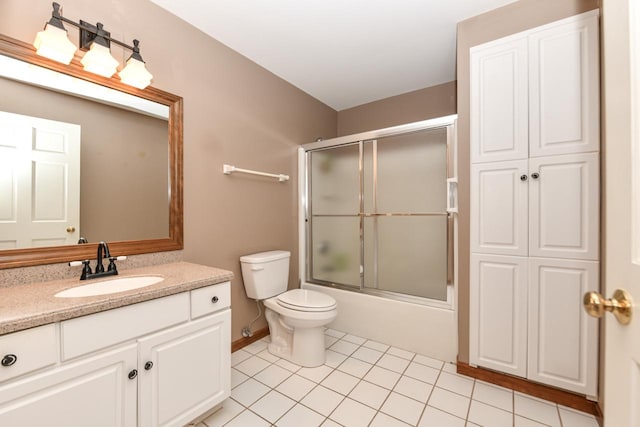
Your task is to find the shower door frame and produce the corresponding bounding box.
[299,114,458,309]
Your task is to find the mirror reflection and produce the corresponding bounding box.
[0,54,170,250]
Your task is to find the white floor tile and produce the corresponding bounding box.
[337,357,373,378]
[324,335,339,348]
[321,419,342,427]
[418,405,466,427]
[249,390,296,424]
[388,347,416,360]
[377,353,411,373]
[275,358,301,372]
[467,400,513,427]
[243,340,268,354]
[321,370,360,395]
[442,362,458,373]
[324,349,348,368]
[394,375,434,403]
[230,368,249,389]
[436,372,475,397]
[342,334,367,345]
[297,365,333,383]
[370,411,412,427]
[472,381,513,412]
[275,403,326,427]
[234,355,270,377]
[363,340,390,352]
[300,385,345,416]
[351,346,384,364]
[514,392,560,427]
[256,348,280,363]
[404,362,441,384]
[202,398,243,426]
[325,328,346,338]
[364,366,402,389]
[224,409,270,427]
[330,339,359,356]
[515,415,549,427]
[380,391,426,425]
[413,354,445,370]
[254,364,293,388]
[329,397,377,427]
[276,374,316,401]
[428,387,470,419]
[348,380,390,410]
[231,378,270,407]
[558,405,599,427]
[231,349,251,367]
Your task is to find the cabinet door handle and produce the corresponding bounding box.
[211,296,219,303]
[531,172,540,179]
[520,174,528,181]
[144,361,154,371]
[1,354,17,367]
[128,369,138,380]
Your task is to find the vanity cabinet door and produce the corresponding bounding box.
[138,310,231,427]
[0,344,137,427]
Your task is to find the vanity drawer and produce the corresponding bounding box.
[191,281,231,319]
[61,292,189,361]
[0,324,57,383]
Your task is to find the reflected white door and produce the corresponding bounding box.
[0,111,80,249]
[602,0,640,425]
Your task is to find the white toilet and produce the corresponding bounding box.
[240,250,337,367]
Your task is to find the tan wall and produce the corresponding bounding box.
[456,0,600,364]
[0,77,169,243]
[0,0,337,341]
[336,81,456,136]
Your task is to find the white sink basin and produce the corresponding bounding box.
[55,275,164,298]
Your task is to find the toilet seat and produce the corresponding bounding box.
[276,289,337,312]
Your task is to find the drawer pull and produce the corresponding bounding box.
[1,354,17,367]
[211,296,219,303]
[128,369,138,380]
[144,361,154,371]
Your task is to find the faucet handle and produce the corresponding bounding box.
[107,256,127,273]
[69,260,93,280]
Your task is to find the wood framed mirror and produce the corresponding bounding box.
[0,33,183,269]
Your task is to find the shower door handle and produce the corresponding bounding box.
[446,213,454,285]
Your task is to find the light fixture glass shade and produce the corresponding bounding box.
[33,24,77,65]
[80,42,119,78]
[118,57,153,89]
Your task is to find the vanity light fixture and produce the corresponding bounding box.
[34,2,153,88]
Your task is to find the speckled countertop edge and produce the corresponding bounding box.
[0,262,234,335]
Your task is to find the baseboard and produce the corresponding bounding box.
[456,361,600,417]
[231,326,270,353]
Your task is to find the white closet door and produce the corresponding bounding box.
[470,254,528,378]
[471,160,529,256]
[529,153,599,260]
[527,258,598,395]
[528,14,599,157]
[470,37,529,163]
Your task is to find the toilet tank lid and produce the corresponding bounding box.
[240,250,291,264]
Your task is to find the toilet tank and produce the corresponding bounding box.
[240,250,290,300]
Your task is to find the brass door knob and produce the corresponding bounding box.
[66,226,76,233]
[583,289,633,325]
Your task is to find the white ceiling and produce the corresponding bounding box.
[150,0,517,111]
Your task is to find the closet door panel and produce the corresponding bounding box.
[471,160,529,256]
[471,37,529,163]
[528,258,598,395]
[470,254,527,378]
[529,153,599,260]
[529,14,599,157]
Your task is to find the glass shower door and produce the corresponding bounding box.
[308,144,361,288]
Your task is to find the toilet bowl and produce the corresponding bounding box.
[240,251,338,367]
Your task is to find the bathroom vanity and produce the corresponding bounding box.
[0,262,233,427]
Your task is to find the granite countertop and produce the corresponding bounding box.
[0,262,234,335]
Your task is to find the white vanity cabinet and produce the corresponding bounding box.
[0,281,231,427]
[469,10,599,397]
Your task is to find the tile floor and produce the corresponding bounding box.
[197,329,599,427]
